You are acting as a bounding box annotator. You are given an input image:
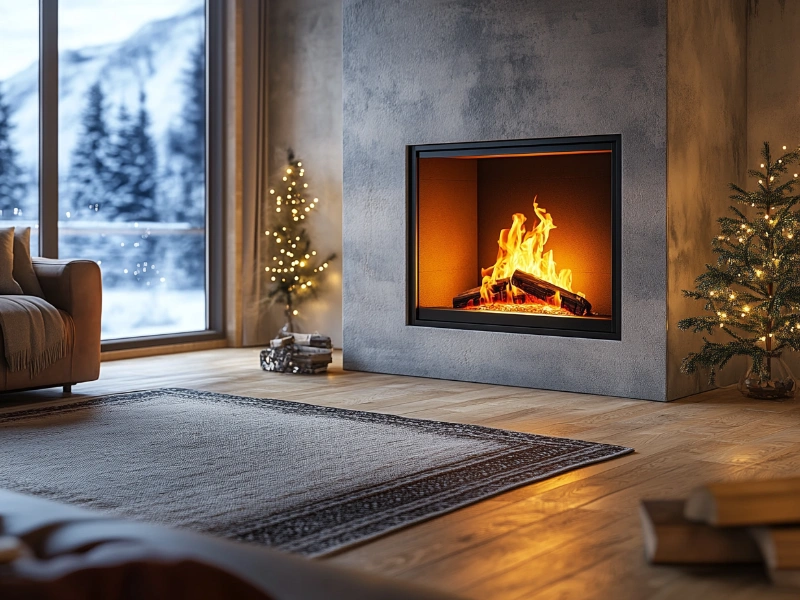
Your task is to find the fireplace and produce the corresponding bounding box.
[407,136,621,339]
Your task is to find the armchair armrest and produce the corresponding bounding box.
[32,258,102,316]
[32,258,102,382]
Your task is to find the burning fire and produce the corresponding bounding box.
[479,198,581,309]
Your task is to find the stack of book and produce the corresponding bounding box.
[260,333,333,374]
[641,477,800,588]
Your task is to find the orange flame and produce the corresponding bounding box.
[480,198,577,307]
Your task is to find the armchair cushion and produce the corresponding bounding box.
[0,228,23,295]
[12,228,44,298]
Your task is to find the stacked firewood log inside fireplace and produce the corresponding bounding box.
[452,269,592,316]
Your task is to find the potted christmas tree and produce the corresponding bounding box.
[263,150,336,335]
[679,142,800,400]
[259,151,337,375]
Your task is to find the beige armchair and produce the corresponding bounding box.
[0,258,101,393]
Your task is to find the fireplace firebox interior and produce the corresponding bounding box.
[408,136,621,339]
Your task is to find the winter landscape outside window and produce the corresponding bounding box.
[58,0,207,339]
[0,3,39,252]
[0,0,209,341]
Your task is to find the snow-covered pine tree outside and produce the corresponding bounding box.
[0,0,208,339]
[64,82,111,219]
[0,83,29,219]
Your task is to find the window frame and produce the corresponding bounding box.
[37,0,225,351]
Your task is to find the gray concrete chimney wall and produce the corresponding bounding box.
[343,0,669,400]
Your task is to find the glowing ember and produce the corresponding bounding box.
[478,198,584,310]
[465,303,573,316]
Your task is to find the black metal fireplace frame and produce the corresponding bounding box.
[406,134,622,340]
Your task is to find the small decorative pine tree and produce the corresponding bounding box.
[264,151,336,334]
[679,142,800,386]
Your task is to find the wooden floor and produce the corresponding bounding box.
[2,348,799,599]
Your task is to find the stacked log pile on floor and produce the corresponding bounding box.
[260,333,333,374]
[452,269,592,316]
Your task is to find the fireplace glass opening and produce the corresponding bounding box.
[408,136,621,339]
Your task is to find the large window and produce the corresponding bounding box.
[0,0,222,346]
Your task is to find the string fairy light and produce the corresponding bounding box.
[262,153,336,331]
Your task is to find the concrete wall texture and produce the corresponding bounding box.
[342,0,669,400]
[666,0,748,399]
[267,0,344,346]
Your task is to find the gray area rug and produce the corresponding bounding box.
[0,388,633,556]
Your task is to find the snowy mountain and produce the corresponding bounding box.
[2,3,204,180]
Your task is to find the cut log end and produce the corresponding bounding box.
[452,279,509,309]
